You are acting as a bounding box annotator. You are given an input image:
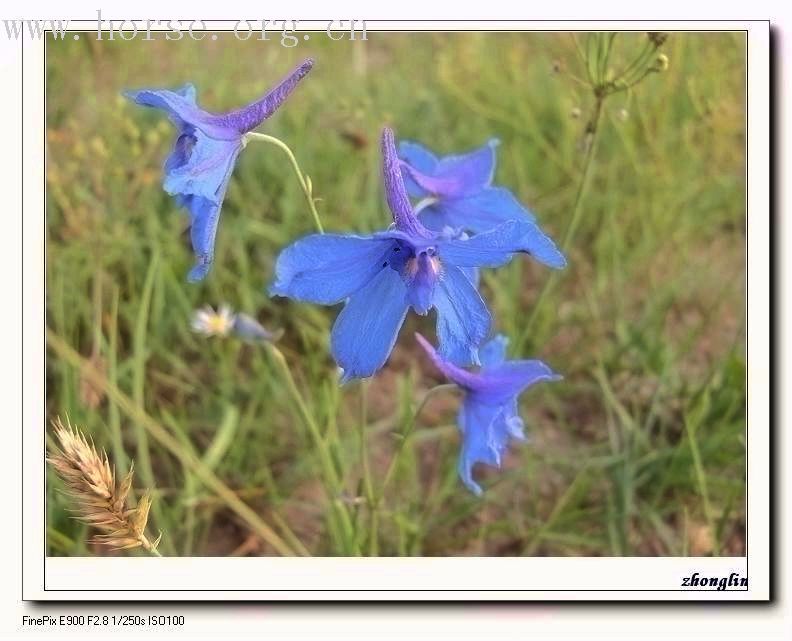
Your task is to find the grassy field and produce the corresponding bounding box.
[45,31,746,557]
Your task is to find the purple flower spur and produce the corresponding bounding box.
[125,58,314,282]
[416,332,561,495]
[398,138,538,234]
[269,127,566,382]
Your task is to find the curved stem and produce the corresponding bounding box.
[357,381,378,556]
[263,343,358,553]
[518,95,605,351]
[376,383,458,504]
[245,132,325,234]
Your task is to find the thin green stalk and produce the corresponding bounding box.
[572,35,593,85]
[684,403,721,556]
[376,384,457,504]
[106,285,127,478]
[162,411,199,556]
[359,381,374,502]
[263,343,358,553]
[47,329,300,557]
[245,132,324,234]
[357,381,377,555]
[130,251,175,555]
[562,96,605,248]
[131,252,159,493]
[600,33,617,83]
[518,95,605,350]
[618,39,654,83]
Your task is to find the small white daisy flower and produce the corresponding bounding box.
[191,304,236,338]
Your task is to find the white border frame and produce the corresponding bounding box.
[21,19,769,601]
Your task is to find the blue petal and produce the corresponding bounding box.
[330,267,409,381]
[439,220,566,270]
[403,252,443,315]
[269,234,394,305]
[176,83,197,103]
[164,132,196,175]
[182,195,222,282]
[418,187,536,234]
[398,141,439,198]
[475,359,562,403]
[457,399,504,496]
[434,139,499,195]
[457,396,528,496]
[163,132,242,204]
[123,87,237,141]
[433,265,491,366]
[479,334,509,369]
[399,141,439,174]
[460,265,480,289]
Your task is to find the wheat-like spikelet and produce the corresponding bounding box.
[47,416,162,555]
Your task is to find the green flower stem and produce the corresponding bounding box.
[245,132,325,234]
[517,95,604,352]
[376,384,458,505]
[357,381,379,556]
[263,343,358,553]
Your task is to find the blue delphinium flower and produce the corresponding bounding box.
[416,332,561,495]
[398,138,537,234]
[269,127,566,382]
[125,58,314,282]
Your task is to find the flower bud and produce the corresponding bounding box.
[653,53,669,72]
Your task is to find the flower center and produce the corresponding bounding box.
[405,252,441,279]
[394,246,442,315]
[206,314,233,336]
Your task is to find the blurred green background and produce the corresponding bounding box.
[46,31,746,556]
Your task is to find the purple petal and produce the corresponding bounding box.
[398,141,439,198]
[401,139,499,199]
[125,59,313,140]
[381,128,431,238]
[124,86,238,141]
[415,333,481,390]
[218,58,314,134]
